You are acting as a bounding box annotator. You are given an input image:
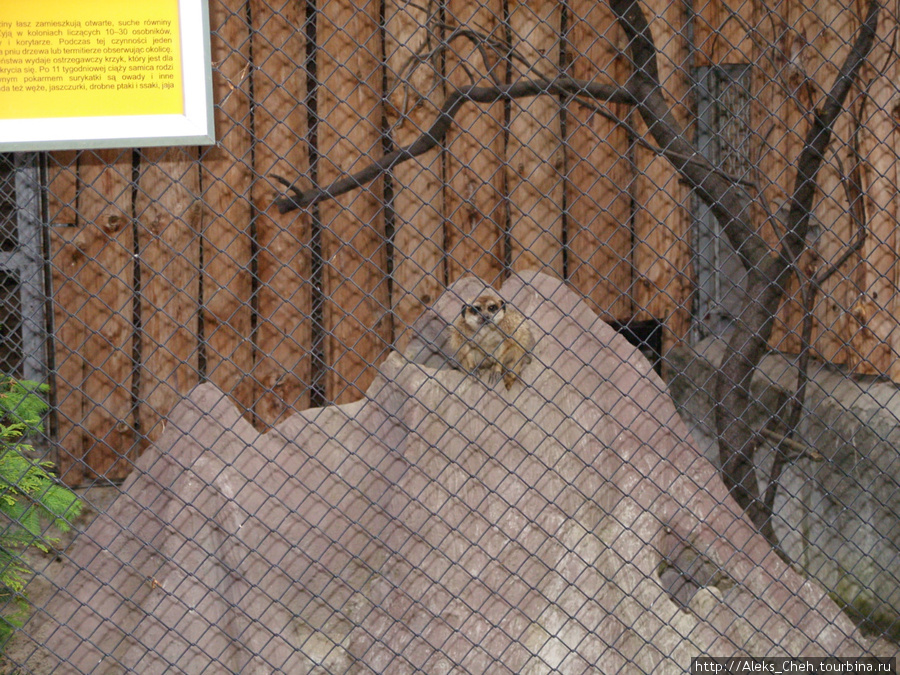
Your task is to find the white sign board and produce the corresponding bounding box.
[0,0,214,151]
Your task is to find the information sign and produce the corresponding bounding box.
[0,0,214,151]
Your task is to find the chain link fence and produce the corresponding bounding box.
[0,0,899,671]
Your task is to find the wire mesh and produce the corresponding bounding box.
[0,0,899,672]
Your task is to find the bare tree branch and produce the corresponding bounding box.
[710,0,878,541]
[763,119,868,521]
[273,73,749,216]
[269,0,880,551]
[601,0,877,544]
[609,0,768,273]
[273,78,632,214]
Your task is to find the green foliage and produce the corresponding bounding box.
[0,379,50,431]
[0,379,81,648]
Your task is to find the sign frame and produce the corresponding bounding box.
[0,0,214,152]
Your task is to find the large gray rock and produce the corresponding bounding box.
[25,274,875,673]
[667,337,900,639]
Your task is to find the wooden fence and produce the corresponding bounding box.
[40,0,900,484]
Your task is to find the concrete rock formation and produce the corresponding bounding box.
[26,272,872,673]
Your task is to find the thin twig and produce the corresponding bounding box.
[758,428,823,461]
[749,122,786,237]
[762,90,868,521]
[391,20,537,111]
[812,158,866,289]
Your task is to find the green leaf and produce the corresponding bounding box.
[0,379,82,654]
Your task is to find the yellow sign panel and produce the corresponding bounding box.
[0,0,183,120]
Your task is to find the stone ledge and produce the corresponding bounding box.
[666,338,900,640]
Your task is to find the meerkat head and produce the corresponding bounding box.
[461,294,506,330]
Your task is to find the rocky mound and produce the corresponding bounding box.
[24,272,869,673]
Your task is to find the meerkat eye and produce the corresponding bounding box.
[487,303,498,313]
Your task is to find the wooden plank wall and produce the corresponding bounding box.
[696,0,900,377]
[40,0,900,483]
[37,0,690,484]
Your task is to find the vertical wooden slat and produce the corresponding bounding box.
[46,151,79,226]
[790,0,858,366]
[752,3,808,354]
[805,110,856,366]
[250,0,312,423]
[631,0,692,345]
[47,150,84,481]
[74,150,135,480]
[880,6,900,383]
[692,0,755,66]
[50,227,86,485]
[318,0,390,404]
[758,0,859,364]
[202,0,254,413]
[135,148,201,444]
[565,0,633,321]
[79,218,133,480]
[848,14,899,377]
[691,0,719,68]
[443,0,505,288]
[506,0,564,275]
[386,0,445,349]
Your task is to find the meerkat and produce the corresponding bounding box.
[448,291,535,389]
